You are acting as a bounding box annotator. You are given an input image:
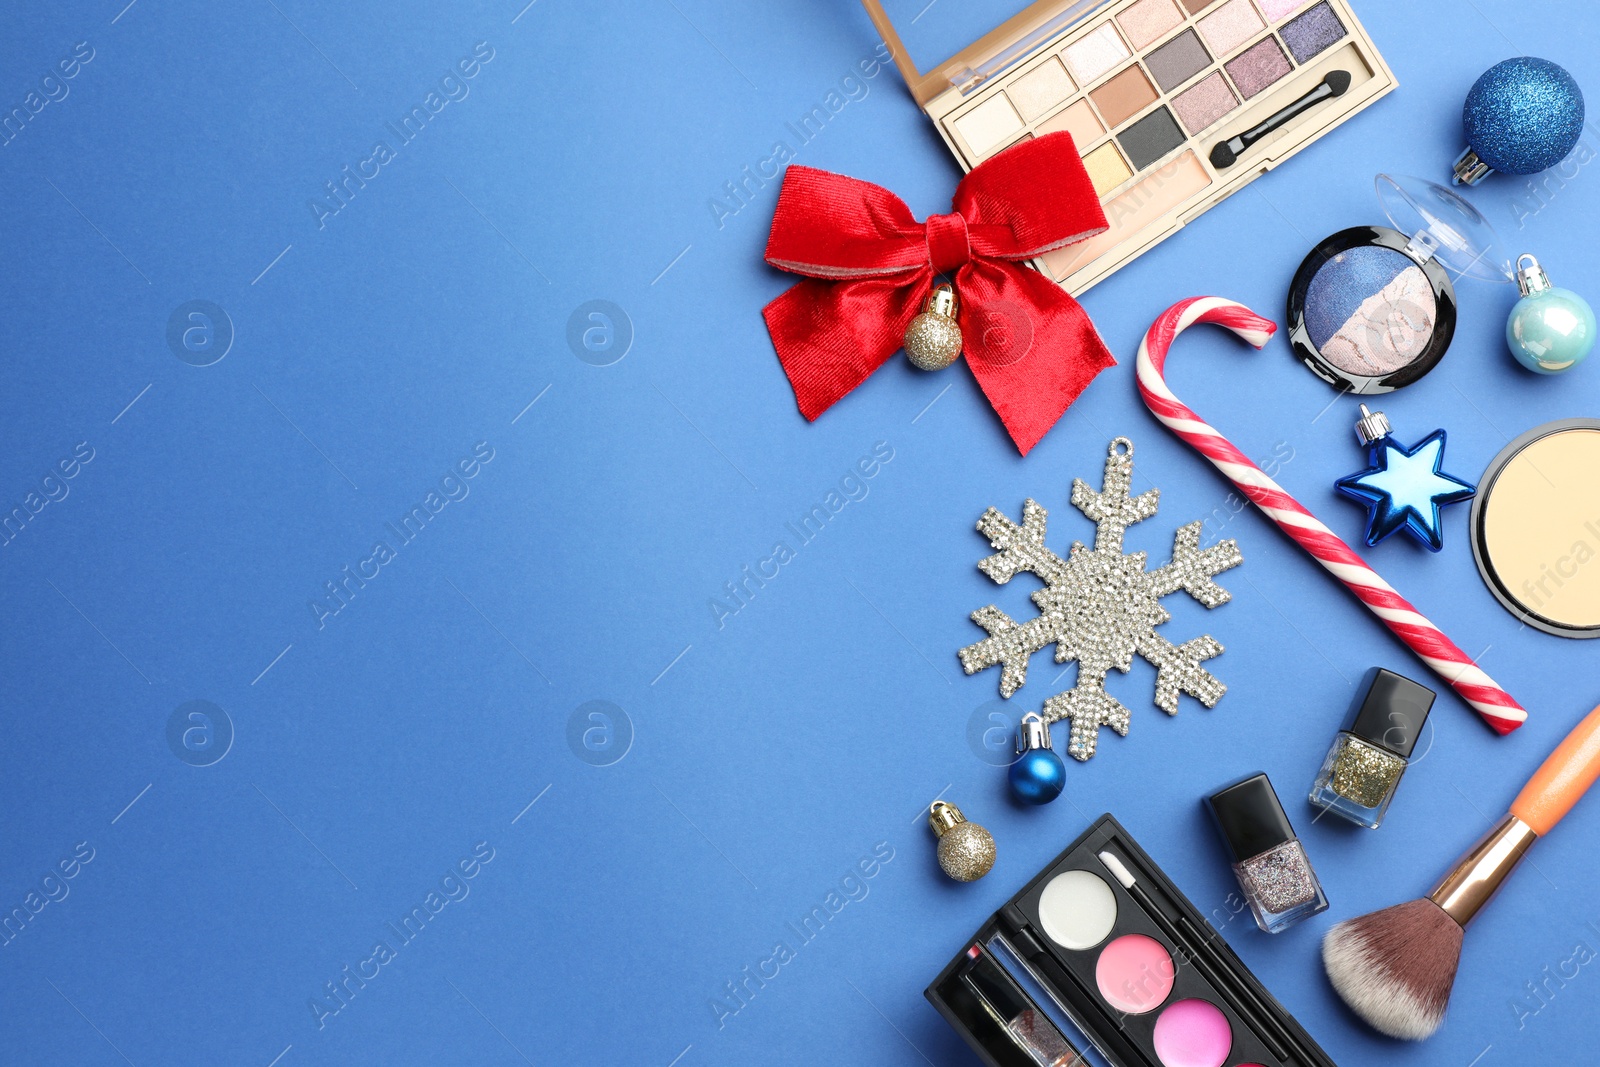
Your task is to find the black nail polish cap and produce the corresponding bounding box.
[1345,667,1434,759]
[1207,773,1295,864]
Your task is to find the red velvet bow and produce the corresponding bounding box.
[762,132,1116,455]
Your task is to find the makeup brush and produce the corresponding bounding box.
[1322,700,1600,1040]
[1210,71,1351,169]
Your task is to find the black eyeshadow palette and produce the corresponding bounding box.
[927,815,1337,1067]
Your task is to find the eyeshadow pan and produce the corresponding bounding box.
[1153,999,1232,1067]
[1117,106,1184,170]
[1172,71,1238,134]
[1197,0,1265,56]
[1038,869,1118,950]
[1304,246,1437,375]
[1042,150,1212,278]
[1182,0,1220,11]
[1010,57,1076,122]
[1225,36,1292,99]
[954,93,1025,156]
[1083,141,1134,194]
[1038,98,1105,147]
[1259,0,1309,19]
[1096,934,1175,1013]
[1146,29,1211,91]
[1281,1,1347,63]
[1065,22,1132,85]
[1090,65,1158,128]
[1117,0,1184,50]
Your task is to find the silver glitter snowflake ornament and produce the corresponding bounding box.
[959,438,1243,761]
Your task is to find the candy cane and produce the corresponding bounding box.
[1136,297,1526,735]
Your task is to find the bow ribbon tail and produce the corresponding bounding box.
[762,271,929,420]
[958,261,1116,456]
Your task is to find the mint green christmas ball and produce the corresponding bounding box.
[1507,287,1596,374]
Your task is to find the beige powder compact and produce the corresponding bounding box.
[860,0,1396,294]
[1471,420,1600,638]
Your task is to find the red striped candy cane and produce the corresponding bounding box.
[1136,297,1526,735]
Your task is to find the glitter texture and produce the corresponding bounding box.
[1463,57,1585,176]
[1173,72,1238,135]
[1065,23,1132,85]
[1329,734,1405,808]
[1224,36,1290,100]
[959,438,1242,760]
[1280,2,1346,64]
[1237,840,1317,914]
[1197,0,1264,58]
[1258,0,1307,18]
[904,310,962,370]
[1118,0,1184,50]
[936,822,996,881]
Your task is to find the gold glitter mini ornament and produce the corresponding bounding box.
[929,800,995,882]
[904,284,962,370]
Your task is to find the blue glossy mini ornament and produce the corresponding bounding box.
[1336,406,1475,552]
[1507,254,1596,374]
[1008,713,1065,804]
[1454,58,1585,185]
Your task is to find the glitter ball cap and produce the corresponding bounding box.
[1462,58,1584,177]
[935,822,996,881]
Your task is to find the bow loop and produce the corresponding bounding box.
[762,132,1117,455]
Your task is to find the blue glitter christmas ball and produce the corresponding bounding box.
[1461,58,1584,179]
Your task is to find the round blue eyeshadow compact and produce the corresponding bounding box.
[1288,174,1510,393]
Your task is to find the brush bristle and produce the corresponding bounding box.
[1322,898,1463,1040]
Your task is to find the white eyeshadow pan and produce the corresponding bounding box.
[954,93,1026,156]
[1038,868,1118,950]
[1064,22,1131,85]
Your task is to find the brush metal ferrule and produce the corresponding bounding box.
[1427,814,1538,927]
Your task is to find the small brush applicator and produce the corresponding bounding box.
[1322,700,1600,1040]
[1210,70,1350,169]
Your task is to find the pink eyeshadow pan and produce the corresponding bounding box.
[1197,0,1265,56]
[1225,36,1291,99]
[1172,71,1238,134]
[1259,0,1309,18]
[1117,0,1184,50]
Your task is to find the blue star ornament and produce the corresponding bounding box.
[1336,430,1476,551]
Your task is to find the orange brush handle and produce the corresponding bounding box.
[1511,702,1600,835]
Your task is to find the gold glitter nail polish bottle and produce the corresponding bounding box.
[1309,668,1435,829]
[1207,773,1328,934]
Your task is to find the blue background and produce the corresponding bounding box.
[2,1,1597,1064]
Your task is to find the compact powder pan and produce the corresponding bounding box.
[1287,174,1508,394]
[1470,419,1600,638]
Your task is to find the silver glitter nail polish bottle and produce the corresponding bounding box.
[1309,668,1435,829]
[1207,773,1328,934]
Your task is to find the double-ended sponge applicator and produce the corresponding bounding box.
[1322,700,1600,1039]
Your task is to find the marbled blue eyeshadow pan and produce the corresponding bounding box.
[1303,245,1437,376]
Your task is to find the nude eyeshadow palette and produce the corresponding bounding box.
[927,815,1338,1067]
[861,0,1395,294]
